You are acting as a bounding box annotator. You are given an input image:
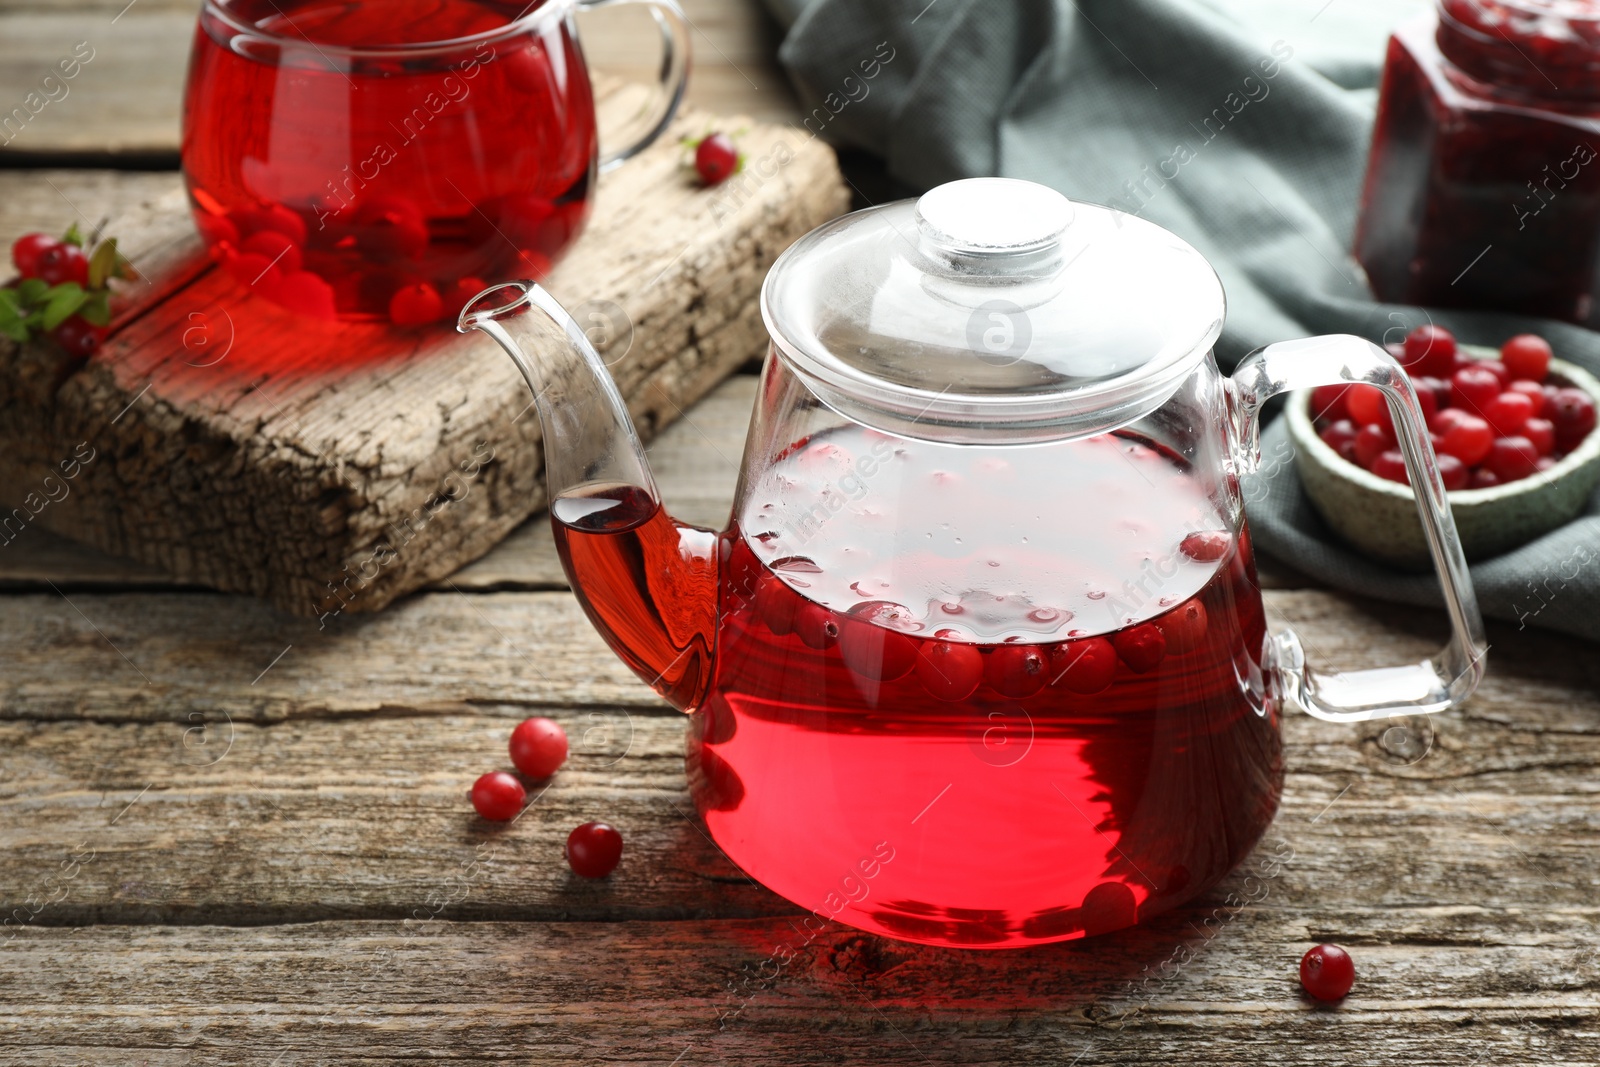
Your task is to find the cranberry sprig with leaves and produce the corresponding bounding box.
[2,224,136,357]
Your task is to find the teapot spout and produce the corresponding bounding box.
[459,281,659,506]
[458,281,719,711]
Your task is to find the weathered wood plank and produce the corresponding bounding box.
[1,907,1596,1065]
[0,354,754,593]
[0,0,799,159]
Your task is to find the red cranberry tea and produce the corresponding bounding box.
[555,427,1284,947]
[183,0,596,323]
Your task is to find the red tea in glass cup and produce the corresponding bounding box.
[181,0,688,324]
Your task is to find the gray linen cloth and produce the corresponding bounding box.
[767,0,1600,640]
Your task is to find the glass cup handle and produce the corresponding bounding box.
[577,0,692,173]
[1228,334,1489,723]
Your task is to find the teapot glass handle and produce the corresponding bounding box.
[577,0,692,173]
[1228,335,1488,723]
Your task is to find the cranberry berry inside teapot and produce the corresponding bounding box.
[460,178,1486,948]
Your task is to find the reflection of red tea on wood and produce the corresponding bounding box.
[552,427,1285,947]
[183,0,596,323]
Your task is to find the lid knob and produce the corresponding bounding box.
[914,178,1074,258]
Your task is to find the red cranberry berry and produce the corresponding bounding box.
[389,281,444,326]
[838,601,920,681]
[1524,417,1556,456]
[442,276,488,319]
[1486,436,1540,482]
[1436,452,1469,491]
[1345,384,1389,429]
[1411,385,1439,426]
[1482,391,1535,436]
[509,717,568,779]
[1479,359,1512,388]
[1299,943,1355,1002]
[276,270,338,320]
[755,574,798,635]
[240,229,303,274]
[1450,365,1501,414]
[1310,384,1350,422]
[470,771,525,821]
[1547,387,1597,452]
[11,233,58,278]
[1112,622,1166,674]
[985,643,1049,698]
[52,316,107,358]
[1155,599,1208,654]
[915,639,984,702]
[1049,636,1118,694]
[1403,324,1456,377]
[694,133,740,186]
[1370,450,1408,485]
[793,601,839,650]
[1354,422,1395,468]
[566,821,624,878]
[1468,467,1501,490]
[1319,419,1359,463]
[1178,530,1232,562]
[1508,378,1547,415]
[1414,375,1452,413]
[1438,413,1494,466]
[1500,334,1551,382]
[36,242,89,287]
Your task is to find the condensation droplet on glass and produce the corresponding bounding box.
[1087,590,1107,601]
[1158,595,1179,607]
[770,555,822,573]
[939,600,964,615]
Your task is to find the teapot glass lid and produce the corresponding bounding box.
[760,178,1226,444]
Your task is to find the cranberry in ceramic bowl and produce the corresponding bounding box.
[1290,333,1600,566]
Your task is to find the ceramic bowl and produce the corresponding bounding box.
[1287,351,1600,568]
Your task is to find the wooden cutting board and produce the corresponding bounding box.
[0,82,848,619]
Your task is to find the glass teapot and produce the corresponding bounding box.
[460,178,1487,948]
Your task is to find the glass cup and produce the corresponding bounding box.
[181,0,688,324]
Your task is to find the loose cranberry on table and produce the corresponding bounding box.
[509,716,568,779]
[566,821,624,878]
[470,770,526,822]
[1299,943,1355,1002]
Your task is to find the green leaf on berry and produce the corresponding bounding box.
[88,238,118,289]
[78,288,111,328]
[0,293,26,343]
[41,283,88,331]
[61,222,84,248]
[17,278,47,304]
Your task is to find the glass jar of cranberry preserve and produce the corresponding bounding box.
[1355,0,1600,324]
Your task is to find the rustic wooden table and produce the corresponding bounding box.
[3,2,1599,1064]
